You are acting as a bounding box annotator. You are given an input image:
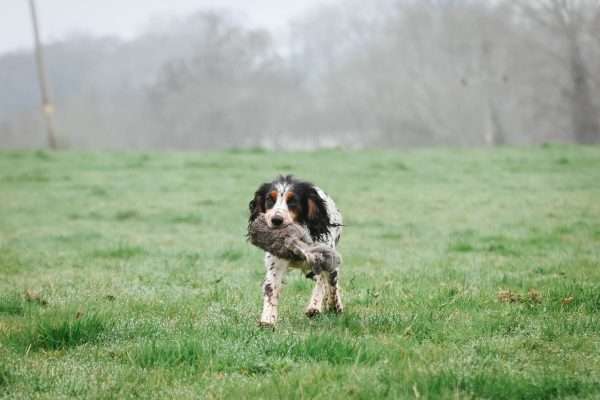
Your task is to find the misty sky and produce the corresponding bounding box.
[0,0,336,54]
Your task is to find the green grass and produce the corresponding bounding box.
[0,293,26,316]
[1,145,599,399]
[6,312,110,351]
[0,363,12,391]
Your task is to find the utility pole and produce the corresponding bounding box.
[28,0,57,149]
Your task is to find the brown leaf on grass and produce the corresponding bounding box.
[24,289,48,306]
[528,289,542,303]
[561,296,574,305]
[497,289,520,303]
[75,310,84,320]
[498,288,544,305]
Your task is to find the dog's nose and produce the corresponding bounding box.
[271,215,284,227]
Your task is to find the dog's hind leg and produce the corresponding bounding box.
[259,253,288,327]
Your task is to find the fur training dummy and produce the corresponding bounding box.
[247,214,341,275]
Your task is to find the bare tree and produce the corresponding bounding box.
[28,0,57,149]
[2,1,600,150]
[519,0,600,144]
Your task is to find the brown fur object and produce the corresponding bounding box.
[248,214,341,275]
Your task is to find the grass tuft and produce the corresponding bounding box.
[171,213,204,224]
[92,243,145,259]
[269,334,381,365]
[0,363,12,389]
[0,293,26,315]
[128,332,381,374]
[449,241,475,252]
[114,210,140,221]
[129,338,206,368]
[9,313,109,351]
[429,370,589,400]
[219,248,244,262]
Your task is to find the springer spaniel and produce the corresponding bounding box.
[248,175,343,327]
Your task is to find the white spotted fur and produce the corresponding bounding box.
[259,187,343,327]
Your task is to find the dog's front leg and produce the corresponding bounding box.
[306,273,329,318]
[259,253,288,327]
[327,269,343,314]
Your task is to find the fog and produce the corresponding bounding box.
[1,0,599,150]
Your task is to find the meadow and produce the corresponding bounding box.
[0,145,599,399]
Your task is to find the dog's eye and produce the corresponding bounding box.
[265,197,275,208]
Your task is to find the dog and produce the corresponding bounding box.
[248,175,343,327]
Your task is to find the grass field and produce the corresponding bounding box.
[1,145,599,399]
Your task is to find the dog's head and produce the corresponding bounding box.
[248,175,332,240]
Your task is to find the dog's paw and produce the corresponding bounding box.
[257,320,276,330]
[305,308,321,319]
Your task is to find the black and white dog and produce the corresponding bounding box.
[249,175,343,326]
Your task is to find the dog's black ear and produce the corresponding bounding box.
[249,183,271,224]
[304,186,331,240]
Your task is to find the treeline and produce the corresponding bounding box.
[1,0,599,150]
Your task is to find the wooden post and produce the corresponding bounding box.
[28,0,57,149]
